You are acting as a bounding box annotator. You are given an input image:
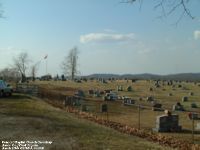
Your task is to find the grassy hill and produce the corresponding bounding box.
[0,94,171,150]
[34,80,200,145]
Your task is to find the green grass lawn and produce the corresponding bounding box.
[0,94,172,150]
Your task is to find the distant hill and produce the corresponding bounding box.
[84,73,200,81]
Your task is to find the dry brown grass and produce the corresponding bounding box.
[0,94,173,150]
[33,80,200,143]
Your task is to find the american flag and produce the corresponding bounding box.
[44,54,48,59]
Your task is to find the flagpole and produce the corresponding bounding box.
[46,58,47,75]
[44,54,48,75]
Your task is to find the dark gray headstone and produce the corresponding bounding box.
[154,114,182,132]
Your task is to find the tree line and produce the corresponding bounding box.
[0,47,79,83]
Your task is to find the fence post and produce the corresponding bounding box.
[106,101,108,121]
[106,110,109,121]
[138,104,141,129]
[192,117,194,144]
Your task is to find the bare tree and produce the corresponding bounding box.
[31,65,37,81]
[0,67,20,82]
[122,0,195,24]
[61,47,79,81]
[13,52,30,83]
[31,61,40,81]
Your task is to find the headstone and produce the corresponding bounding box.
[196,123,200,130]
[127,86,132,92]
[117,85,123,91]
[106,92,118,101]
[164,110,171,116]
[82,105,89,112]
[172,85,176,88]
[102,79,107,84]
[153,114,182,132]
[146,96,154,102]
[132,79,137,83]
[99,91,105,95]
[191,103,198,108]
[104,89,112,94]
[172,102,184,111]
[178,84,182,88]
[101,104,108,112]
[168,93,173,96]
[188,112,199,120]
[189,92,194,96]
[167,81,173,86]
[123,98,135,106]
[88,90,94,95]
[182,96,188,102]
[138,97,143,101]
[155,83,160,88]
[152,103,162,111]
[75,90,85,97]
[149,87,153,91]
[94,91,100,97]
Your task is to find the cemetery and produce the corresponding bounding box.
[1,1,200,149]
[6,79,200,148]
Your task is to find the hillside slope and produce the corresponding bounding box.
[0,94,171,150]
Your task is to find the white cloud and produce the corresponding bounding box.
[194,30,200,40]
[80,32,135,44]
[103,29,116,33]
[138,48,152,54]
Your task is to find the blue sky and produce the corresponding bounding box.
[0,0,200,76]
